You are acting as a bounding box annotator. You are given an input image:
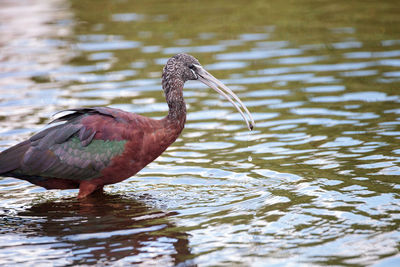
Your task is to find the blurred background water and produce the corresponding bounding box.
[0,0,399,266]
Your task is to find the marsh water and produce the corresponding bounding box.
[0,0,399,266]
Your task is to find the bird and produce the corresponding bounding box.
[0,53,254,199]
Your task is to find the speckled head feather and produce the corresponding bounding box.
[162,53,201,96]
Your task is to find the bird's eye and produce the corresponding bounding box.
[189,64,197,79]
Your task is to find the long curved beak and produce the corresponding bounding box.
[194,64,254,131]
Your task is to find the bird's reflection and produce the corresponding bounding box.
[11,193,195,266]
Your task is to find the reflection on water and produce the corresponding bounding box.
[0,0,400,266]
[0,193,194,266]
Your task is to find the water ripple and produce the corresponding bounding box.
[0,0,399,266]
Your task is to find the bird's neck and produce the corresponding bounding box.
[162,74,187,131]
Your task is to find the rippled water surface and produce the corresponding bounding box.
[1,0,400,266]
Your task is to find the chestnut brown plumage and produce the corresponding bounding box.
[0,54,254,198]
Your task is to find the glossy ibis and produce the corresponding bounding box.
[0,54,254,198]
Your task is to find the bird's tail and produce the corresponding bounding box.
[0,140,30,174]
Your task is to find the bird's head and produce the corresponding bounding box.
[163,53,254,131]
[163,53,200,82]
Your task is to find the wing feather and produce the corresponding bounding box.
[1,107,130,181]
[0,140,30,173]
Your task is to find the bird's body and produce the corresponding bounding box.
[0,107,185,198]
[0,54,253,198]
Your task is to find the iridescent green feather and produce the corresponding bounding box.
[41,137,127,181]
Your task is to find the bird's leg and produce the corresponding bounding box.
[78,181,104,199]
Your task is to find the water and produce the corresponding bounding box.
[0,0,399,266]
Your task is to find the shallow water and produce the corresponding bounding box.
[0,0,399,266]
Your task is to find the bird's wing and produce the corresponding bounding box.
[1,107,134,181]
